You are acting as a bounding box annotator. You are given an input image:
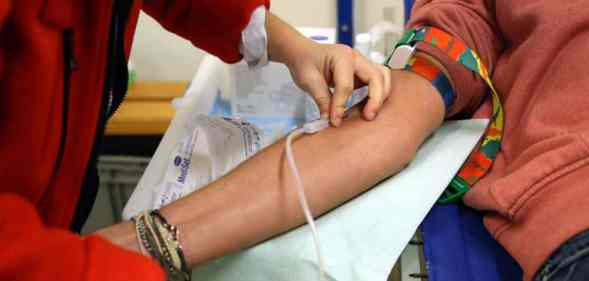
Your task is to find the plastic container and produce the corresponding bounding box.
[355,33,372,57]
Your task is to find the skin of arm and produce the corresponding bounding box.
[95,67,445,266]
[264,11,391,127]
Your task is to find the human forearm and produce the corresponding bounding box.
[162,70,444,265]
[265,11,312,66]
[96,70,444,267]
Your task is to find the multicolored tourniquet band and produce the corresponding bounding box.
[390,26,505,204]
[404,56,456,110]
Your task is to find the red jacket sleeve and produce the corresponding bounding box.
[0,0,9,78]
[408,0,505,117]
[0,193,165,281]
[143,0,270,63]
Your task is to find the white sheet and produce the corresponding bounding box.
[191,119,489,281]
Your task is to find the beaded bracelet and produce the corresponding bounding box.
[133,210,191,281]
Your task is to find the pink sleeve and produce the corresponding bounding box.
[408,0,505,116]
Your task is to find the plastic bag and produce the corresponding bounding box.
[152,114,262,209]
[124,28,338,218]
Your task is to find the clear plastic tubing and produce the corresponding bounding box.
[285,118,330,281]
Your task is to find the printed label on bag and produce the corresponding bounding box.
[174,129,198,185]
[154,129,199,208]
[154,116,263,209]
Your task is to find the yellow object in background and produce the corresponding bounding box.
[106,81,188,135]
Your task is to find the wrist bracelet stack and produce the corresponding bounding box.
[133,210,191,281]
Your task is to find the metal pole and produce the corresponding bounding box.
[404,0,414,23]
[337,0,354,47]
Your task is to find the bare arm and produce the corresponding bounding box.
[96,69,444,267]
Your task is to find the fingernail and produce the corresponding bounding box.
[335,111,345,125]
[331,114,341,127]
[367,112,376,120]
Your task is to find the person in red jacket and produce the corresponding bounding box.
[0,0,394,280]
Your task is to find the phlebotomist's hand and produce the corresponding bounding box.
[266,12,392,127]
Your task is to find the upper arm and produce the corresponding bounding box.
[408,0,505,116]
[142,0,269,63]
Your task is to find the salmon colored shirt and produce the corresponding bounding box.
[409,1,589,280]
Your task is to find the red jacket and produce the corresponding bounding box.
[0,0,268,280]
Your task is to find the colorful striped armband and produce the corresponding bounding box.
[404,55,455,111]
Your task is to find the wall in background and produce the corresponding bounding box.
[130,0,405,81]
